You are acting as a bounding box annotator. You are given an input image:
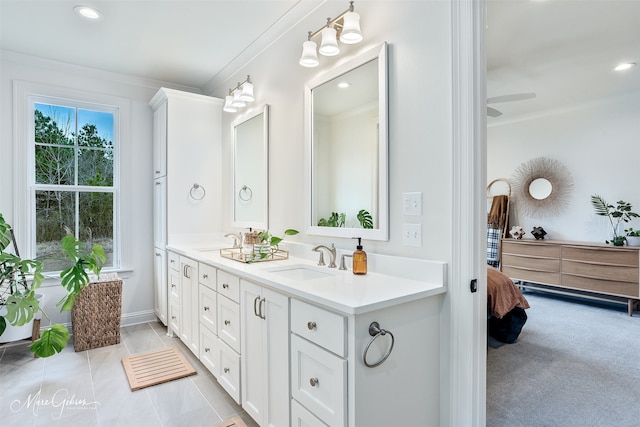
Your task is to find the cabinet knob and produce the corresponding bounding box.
[224,320,230,325]
[155,170,161,174]
[155,252,161,256]
[202,273,208,279]
[171,284,176,288]
[224,367,230,373]
[309,377,319,387]
[223,283,229,289]
[170,259,175,264]
[307,321,316,330]
[204,306,210,311]
[171,316,176,320]
[204,347,210,352]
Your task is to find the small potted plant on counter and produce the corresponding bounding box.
[591,195,640,246]
[625,228,640,247]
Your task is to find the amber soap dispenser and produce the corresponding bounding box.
[352,237,367,275]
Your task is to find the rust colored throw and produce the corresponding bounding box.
[212,416,248,427]
[121,347,196,391]
[487,194,509,228]
[487,266,530,318]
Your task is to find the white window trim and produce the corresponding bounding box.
[13,80,130,270]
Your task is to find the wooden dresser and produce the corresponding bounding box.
[500,239,640,315]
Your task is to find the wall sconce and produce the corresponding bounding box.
[223,75,255,113]
[299,1,362,68]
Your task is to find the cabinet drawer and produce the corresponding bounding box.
[291,299,346,357]
[291,399,329,427]
[169,269,180,301]
[218,338,241,404]
[501,266,560,286]
[563,246,639,267]
[501,254,560,272]
[200,326,219,377]
[168,299,180,336]
[218,270,240,303]
[199,263,217,290]
[562,260,639,283]
[291,334,346,427]
[502,240,561,258]
[168,251,180,272]
[199,284,217,333]
[562,273,639,298]
[218,295,241,353]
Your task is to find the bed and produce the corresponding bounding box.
[487,266,530,343]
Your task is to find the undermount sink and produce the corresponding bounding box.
[266,265,334,281]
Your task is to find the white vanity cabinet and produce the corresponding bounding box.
[179,256,199,354]
[153,248,167,325]
[240,280,289,427]
[149,87,222,328]
[167,251,180,336]
[199,262,219,376]
[216,269,242,404]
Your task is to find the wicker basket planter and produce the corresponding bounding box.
[71,273,122,352]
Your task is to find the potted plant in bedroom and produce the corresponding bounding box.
[591,195,640,246]
[0,213,105,357]
[625,228,640,247]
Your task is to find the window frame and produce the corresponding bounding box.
[13,81,127,272]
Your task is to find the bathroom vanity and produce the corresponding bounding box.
[165,243,446,427]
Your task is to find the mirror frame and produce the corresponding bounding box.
[231,104,269,230]
[304,42,389,241]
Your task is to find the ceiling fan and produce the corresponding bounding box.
[487,92,536,117]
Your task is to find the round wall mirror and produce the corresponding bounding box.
[529,178,552,200]
[512,157,573,218]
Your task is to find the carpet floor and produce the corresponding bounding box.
[487,291,640,427]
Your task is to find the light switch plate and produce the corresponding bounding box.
[402,223,422,247]
[402,192,422,216]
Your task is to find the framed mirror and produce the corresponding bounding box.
[305,42,388,241]
[232,104,269,229]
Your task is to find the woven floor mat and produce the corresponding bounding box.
[212,416,248,427]
[121,347,196,391]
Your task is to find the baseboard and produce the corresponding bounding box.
[120,310,158,327]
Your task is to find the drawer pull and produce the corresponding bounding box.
[204,347,210,352]
[202,273,208,279]
[307,321,316,330]
[171,284,176,288]
[203,306,210,311]
[223,283,229,289]
[363,321,395,368]
[309,377,319,387]
[224,367,230,373]
[171,316,176,320]
[224,320,230,325]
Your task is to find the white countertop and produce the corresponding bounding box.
[166,242,447,315]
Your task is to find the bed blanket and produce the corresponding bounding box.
[487,266,530,318]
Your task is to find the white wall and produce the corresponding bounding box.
[488,91,640,243]
[209,1,453,260]
[0,51,198,326]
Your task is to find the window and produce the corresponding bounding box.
[31,99,118,272]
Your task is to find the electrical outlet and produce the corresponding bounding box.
[402,192,422,216]
[402,223,421,247]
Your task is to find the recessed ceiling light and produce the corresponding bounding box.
[614,62,636,71]
[74,5,102,20]
[337,82,351,89]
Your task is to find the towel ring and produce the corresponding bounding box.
[190,183,206,200]
[239,185,253,201]
[363,321,395,368]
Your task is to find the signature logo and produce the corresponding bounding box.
[10,389,100,419]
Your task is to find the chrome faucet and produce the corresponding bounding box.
[224,232,242,249]
[339,254,352,270]
[312,243,337,268]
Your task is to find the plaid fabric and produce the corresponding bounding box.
[487,227,501,268]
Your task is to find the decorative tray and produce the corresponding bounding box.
[219,247,289,263]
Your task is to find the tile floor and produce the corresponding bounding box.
[0,321,259,427]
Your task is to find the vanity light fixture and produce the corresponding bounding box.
[299,1,362,68]
[223,75,255,113]
[614,62,636,71]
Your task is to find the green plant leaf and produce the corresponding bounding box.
[0,316,6,336]
[357,209,374,229]
[30,324,70,358]
[284,229,299,236]
[4,292,39,326]
[56,293,76,312]
[60,264,90,295]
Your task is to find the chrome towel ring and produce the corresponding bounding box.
[239,185,253,201]
[190,183,206,200]
[363,321,395,368]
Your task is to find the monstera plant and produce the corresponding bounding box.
[0,213,105,357]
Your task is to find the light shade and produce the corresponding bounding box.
[239,82,254,102]
[299,40,319,67]
[339,11,362,44]
[231,91,246,108]
[223,96,237,113]
[319,27,340,56]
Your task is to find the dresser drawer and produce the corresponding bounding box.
[217,270,240,303]
[563,246,639,267]
[167,251,180,272]
[501,240,561,258]
[501,253,560,272]
[291,299,346,357]
[168,299,180,335]
[169,268,180,301]
[562,274,639,298]
[217,294,240,353]
[501,266,560,286]
[199,263,217,290]
[218,338,241,404]
[562,260,639,283]
[291,334,346,427]
[199,284,217,333]
[200,326,219,377]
